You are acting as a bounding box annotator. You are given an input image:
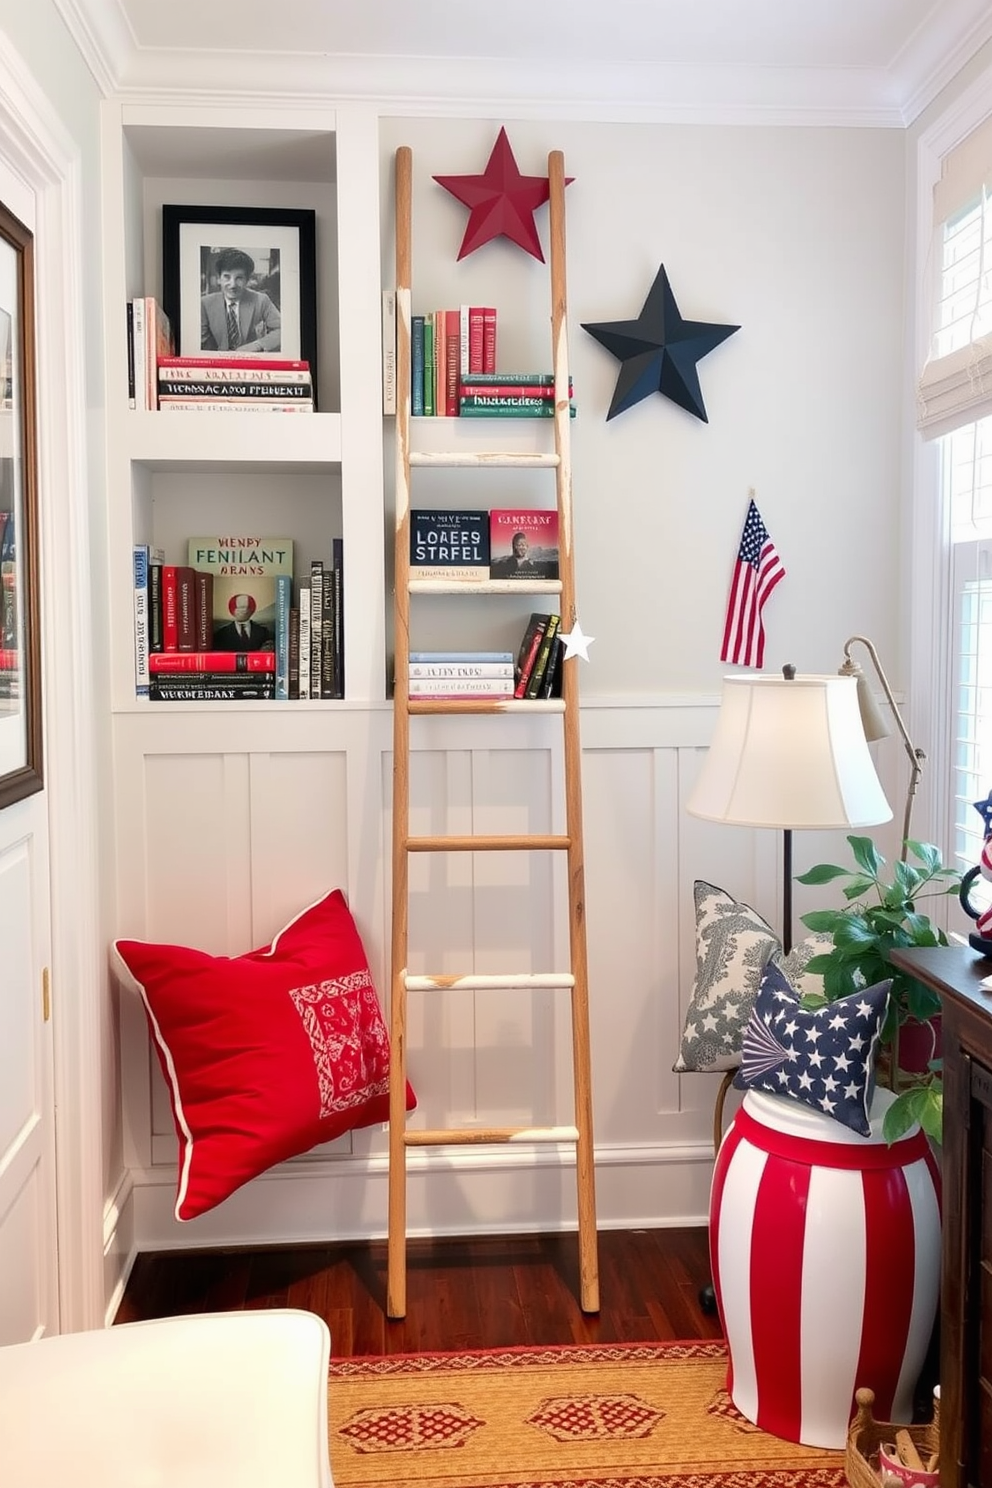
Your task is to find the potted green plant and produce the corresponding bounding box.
[796,835,961,1144]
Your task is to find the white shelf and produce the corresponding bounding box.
[124,409,342,470]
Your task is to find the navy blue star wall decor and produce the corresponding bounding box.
[581,264,739,422]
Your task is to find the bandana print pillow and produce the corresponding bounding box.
[112,890,415,1220]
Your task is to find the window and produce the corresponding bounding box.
[917,98,992,902]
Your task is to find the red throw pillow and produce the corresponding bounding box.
[112,890,415,1220]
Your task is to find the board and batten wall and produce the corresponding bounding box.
[112,109,909,1253]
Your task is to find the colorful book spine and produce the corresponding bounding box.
[131,297,146,411]
[158,356,311,371]
[468,307,485,374]
[482,307,497,372]
[148,550,164,653]
[422,318,435,416]
[149,681,277,701]
[275,573,292,700]
[157,380,312,398]
[408,677,514,696]
[161,564,179,651]
[194,571,214,650]
[409,651,514,663]
[460,404,576,418]
[125,302,136,409]
[157,365,312,384]
[176,566,197,652]
[309,561,323,701]
[288,607,301,699]
[525,612,561,698]
[133,544,150,695]
[158,400,314,413]
[540,631,563,698]
[409,662,515,679]
[514,613,550,698]
[411,315,425,417]
[444,309,460,417]
[149,651,275,672]
[332,536,344,698]
[298,585,311,700]
[381,289,397,415]
[459,382,572,399]
[145,297,175,410]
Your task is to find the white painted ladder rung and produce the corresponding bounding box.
[405,1125,580,1147]
[405,972,576,992]
[410,451,560,469]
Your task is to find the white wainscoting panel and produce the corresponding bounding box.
[111,699,904,1253]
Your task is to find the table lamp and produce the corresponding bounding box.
[686,668,892,952]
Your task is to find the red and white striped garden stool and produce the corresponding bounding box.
[709,1087,941,1449]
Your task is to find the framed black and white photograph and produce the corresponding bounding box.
[162,204,318,398]
[0,198,43,808]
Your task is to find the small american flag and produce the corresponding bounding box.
[720,495,785,668]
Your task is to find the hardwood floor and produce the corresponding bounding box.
[115,1227,723,1356]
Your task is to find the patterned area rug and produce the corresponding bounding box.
[328,1340,847,1487]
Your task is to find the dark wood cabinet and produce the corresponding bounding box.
[890,944,992,1488]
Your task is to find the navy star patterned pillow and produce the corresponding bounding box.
[733,960,891,1137]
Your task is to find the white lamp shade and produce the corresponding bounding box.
[687,674,893,830]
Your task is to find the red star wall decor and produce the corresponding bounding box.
[433,127,573,262]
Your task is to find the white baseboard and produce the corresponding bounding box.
[124,1142,714,1253]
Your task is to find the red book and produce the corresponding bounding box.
[149,651,275,673]
[482,307,497,373]
[468,307,485,374]
[444,309,460,417]
[194,572,214,650]
[158,356,310,371]
[513,613,550,698]
[459,382,572,399]
[176,566,197,651]
[161,565,179,651]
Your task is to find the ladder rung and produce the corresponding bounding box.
[408,698,566,715]
[408,578,562,595]
[405,972,576,991]
[410,451,560,469]
[405,833,569,852]
[405,1125,580,1147]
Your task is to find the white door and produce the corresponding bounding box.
[0,164,58,1346]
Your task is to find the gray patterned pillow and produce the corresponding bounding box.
[673,882,835,1074]
[673,881,780,1074]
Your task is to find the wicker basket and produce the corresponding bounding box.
[845,1388,940,1488]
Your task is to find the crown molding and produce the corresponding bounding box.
[48,0,988,127]
[892,0,992,124]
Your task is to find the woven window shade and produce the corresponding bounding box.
[918,114,992,440]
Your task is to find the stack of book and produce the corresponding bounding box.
[156,356,315,413]
[405,304,497,416]
[410,507,559,582]
[459,372,575,418]
[513,613,563,699]
[133,534,344,701]
[406,651,515,699]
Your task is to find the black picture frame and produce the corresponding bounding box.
[162,204,318,402]
[0,198,43,808]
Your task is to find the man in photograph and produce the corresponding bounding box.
[200,247,281,354]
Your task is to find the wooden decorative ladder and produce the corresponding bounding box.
[387,144,598,1319]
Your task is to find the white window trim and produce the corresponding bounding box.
[911,64,992,862]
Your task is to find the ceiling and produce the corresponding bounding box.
[57,0,992,123]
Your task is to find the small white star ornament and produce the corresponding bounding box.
[560,620,595,662]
